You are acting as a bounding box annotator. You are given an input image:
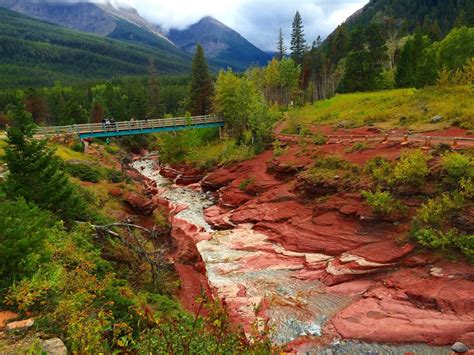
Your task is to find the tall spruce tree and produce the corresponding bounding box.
[395,29,430,88]
[188,44,213,116]
[338,24,387,92]
[3,101,89,223]
[147,57,165,119]
[290,11,306,65]
[276,28,287,60]
[365,23,388,89]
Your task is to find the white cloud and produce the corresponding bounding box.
[92,0,369,51]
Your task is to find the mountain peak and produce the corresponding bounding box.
[168,16,271,70]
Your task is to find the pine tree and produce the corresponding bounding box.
[90,100,105,123]
[290,11,306,65]
[3,101,89,223]
[365,23,388,89]
[395,29,431,88]
[188,44,213,116]
[338,26,368,92]
[147,57,165,119]
[338,23,388,93]
[276,28,287,60]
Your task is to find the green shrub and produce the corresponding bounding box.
[104,145,120,155]
[105,168,124,183]
[239,177,254,191]
[431,143,451,156]
[315,155,352,170]
[65,163,102,183]
[392,150,430,188]
[460,177,474,199]
[71,141,85,153]
[441,152,474,188]
[312,132,328,145]
[413,228,473,261]
[0,197,54,291]
[345,142,369,153]
[299,156,360,187]
[416,192,464,228]
[364,157,393,186]
[272,140,286,157]
[361,189,401,216]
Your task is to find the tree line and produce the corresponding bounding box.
[276,10,474,101]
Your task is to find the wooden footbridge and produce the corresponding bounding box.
[34,115,225,139]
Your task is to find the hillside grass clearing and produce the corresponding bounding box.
[290,85,474,132]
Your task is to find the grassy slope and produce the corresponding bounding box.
[292,86,474,131]
[0,8,191,88]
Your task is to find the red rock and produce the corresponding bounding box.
[229,201,302,225]
[202,168,235,191]
[350,240,415,264]
[171,217,205,264]
[108,188,123,198]
[175,263,211,315]
[123,192,157,216]
[326,279,375,297]
[5,319,34,333]
[160,164,204,185]
[0,311,18,330]
[459,332,474,346]
[331,297,474,345]
[204,205,234,229]
[218,186,252,208]
[385,268,474,315]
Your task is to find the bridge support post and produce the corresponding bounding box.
[219,126,224,140]
[83,139,89,154]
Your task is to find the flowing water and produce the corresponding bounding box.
[133,156,452,355]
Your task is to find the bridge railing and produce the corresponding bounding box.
[34,115,224,136]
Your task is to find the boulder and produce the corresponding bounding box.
[41,338,68,355]
[123,192,157,215]
[452,342,469,353]
[431,115,443,123]
[5,319,34,333]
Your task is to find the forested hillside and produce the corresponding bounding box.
[285,0,474,101]
[0,8,191,88]
[345,0,474,36]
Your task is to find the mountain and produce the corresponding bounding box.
[168,17,272,70]
[0,7,191,88]
[0,0,175,51]
[344,0,473,35]
[326,0,473,47]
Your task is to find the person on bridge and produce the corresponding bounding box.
[105,118,111,130]
[130,117,136,127]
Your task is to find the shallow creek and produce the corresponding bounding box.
[133,157,451,355]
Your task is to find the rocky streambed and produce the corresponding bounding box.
[132,149,472,354]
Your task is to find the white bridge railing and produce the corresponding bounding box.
[34,115,224,136]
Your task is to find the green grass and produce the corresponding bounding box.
[185,139,256,169]
[291,86,474,131]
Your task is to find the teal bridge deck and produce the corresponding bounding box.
[34,115,225,139]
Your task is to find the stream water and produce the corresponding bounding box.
[133,156,452,355]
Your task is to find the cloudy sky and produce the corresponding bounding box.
[111,0,369,51]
